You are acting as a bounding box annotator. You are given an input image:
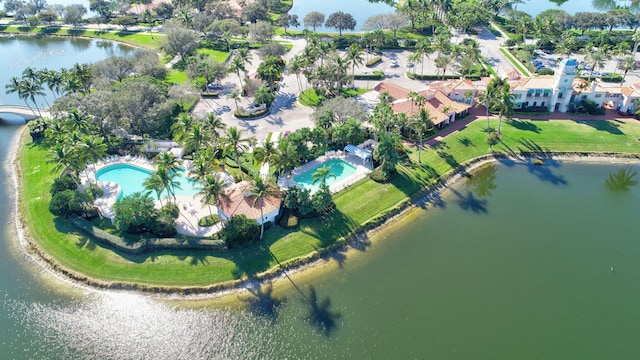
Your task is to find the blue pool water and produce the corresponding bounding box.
[95,163,200,200]
[294,159,357,193]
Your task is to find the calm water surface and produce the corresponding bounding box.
[520,0,598,16]
[289,0,394,32]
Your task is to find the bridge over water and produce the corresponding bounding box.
[0,105,51,122]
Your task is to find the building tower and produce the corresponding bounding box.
[549,58,577,113]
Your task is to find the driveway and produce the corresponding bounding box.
[191,36,315,143]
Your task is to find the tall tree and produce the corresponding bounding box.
[195,174,229,220]
[325,11,356,35]
[303,11,325,31]
[248,176,278,240]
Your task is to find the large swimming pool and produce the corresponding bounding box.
[95,163,200,200]
[294,158,357,193]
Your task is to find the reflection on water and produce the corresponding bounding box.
[605,166,638,191]
[3,293,288,360]
[466,163,497,197]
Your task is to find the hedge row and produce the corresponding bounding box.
[353,71,385,80]
[233,108,269,119]
[366,56,382,67]
[406,72,481,81]
[69,216,227,254]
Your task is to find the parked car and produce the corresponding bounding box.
[207,83,222,91]
[407,62,415,68]
[390,61,399,68]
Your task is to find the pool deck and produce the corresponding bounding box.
[277,151,372,193]
[81,155,223,238]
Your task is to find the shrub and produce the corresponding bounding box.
[198,214,221,227]
[85,182,104,198]
[221,215,260,248]
[113,192,156,234]
[49,190,76,217]
[163,203,180,219]
[366,56,382,67]
[404,39,417,47]
[70,191,99,219]
[50,174,77,196]
[369,168,388,183]
[504,39,517,47]
[538,68,554,75]
[150,209,177,237]
[233,108,269,118]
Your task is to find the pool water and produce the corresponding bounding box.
[95,163,200,200]
[294,159,357,192]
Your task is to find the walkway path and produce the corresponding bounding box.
[0,105,50,120]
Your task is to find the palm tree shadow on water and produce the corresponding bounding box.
[445,186,489,214]
[268,249,341,336]
[239,281,285,322]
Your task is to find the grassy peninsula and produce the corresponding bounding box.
[19,117,640,290]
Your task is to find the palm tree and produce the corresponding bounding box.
[407,91,419,114]
[271,141,300,178]
[435,54,454,80]
[230,55,246,87]
[248,176,278,240]
[411,108,433,164]
[344,43,364,86]
[70,63,93,94]
[48,144,82,185]
[189,153,214,183]
[21,78,45,117]
[155,165,182,203]
[144,172,166,207]
[619,55,636,85]
[414,39,432,77]
[233,47,253,79]
[202,113,226,141]
[495,89,516,134]
[181,123,207,155]
[224,126,249,178]
[171,113,196,143]
[311,165,336,186]
[5,76,34,114]
[514,14,532,44]
[195,174,229,220]
[253,139,278,167]
[153,151,183,175]
[79,135,108,182]
[288,54,305,93]
[227,88,241,112]
[585,50,609,81]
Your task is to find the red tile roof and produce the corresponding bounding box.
[218,181,281,221]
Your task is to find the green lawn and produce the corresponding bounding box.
[0,25,161,49]
[196,48,230,63]
[20,118,640,288]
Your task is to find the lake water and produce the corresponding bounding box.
[520,0,598,16]
[289,0,394,33]
[3,35,640,359]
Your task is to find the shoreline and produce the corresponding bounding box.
[12,124,640,300]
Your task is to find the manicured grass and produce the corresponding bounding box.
[196,48,230,63]
[165,69,189,84]
[0,25,161,49]
[299,88,324,107]
[499,47,530,77]
[20,118,640,287]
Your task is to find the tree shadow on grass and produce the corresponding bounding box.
[239,281,285,322]
[457,136,476,147]
[578,120,624,135]
[506,119,541,133]
[437,150,459,169]
[67,29,87,36]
